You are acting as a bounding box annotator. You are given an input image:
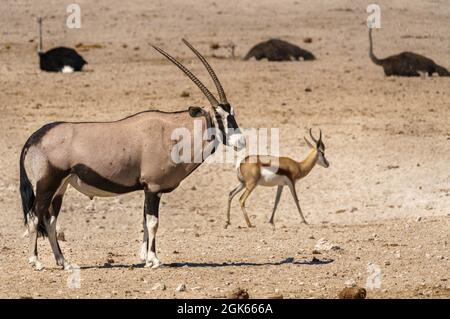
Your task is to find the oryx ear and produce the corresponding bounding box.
[304,137,315,149]
[188,106,205,118]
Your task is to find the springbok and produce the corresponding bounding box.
[19,39,246,270]
[225,129,328,228]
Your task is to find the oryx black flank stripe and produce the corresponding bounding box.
[71,164,143,194]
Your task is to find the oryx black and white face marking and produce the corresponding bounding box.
[214,103,246,151]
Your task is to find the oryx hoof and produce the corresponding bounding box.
[29,257,44,271]
[63,262,74,271]
[139,247,148,262]
[145,258,161,269]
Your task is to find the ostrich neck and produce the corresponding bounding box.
[369,29,383,65]
[37,21,43,53]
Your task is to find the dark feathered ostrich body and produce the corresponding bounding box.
[244,39,315,62]
[369,28,449,77]
[37,17,87,73]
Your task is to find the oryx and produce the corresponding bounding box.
[19,39,246,270]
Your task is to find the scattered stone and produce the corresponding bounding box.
[180,91,190,98]
[106,258,114,264]
[265,292,283,299]
[350,207,358,213]
[384,261,391,266]
[344,279,357,287]
[315,238,341,251]
[151,283,166,291]
[416,216,422,222]
[335,209,346,214]
[387,165,400,170]
[227,287,249,299]
[338,287,367,299]
[57,231,66,241]
[176,283,186,292]
[303,37,313,43]
[305,87,312,92]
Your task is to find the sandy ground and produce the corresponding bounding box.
[0,0,449,298]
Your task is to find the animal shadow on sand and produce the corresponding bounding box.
[80,257,334,270]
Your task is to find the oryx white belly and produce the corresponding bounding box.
[68,175,119,198]
[258,168,289,187]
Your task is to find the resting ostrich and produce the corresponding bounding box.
[36,17,87,73]
[369,28,450,77]
[244,39,315,61]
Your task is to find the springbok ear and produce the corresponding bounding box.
[304,137,315,149]
[188,106,204,118]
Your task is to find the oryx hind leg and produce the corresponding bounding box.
[45,178,72,269]
[32,168,69,270]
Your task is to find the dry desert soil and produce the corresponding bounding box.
[0,0,449,298]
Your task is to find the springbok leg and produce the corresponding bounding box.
[225,182,245,228]
[239,185,256,228]
[143,192,161,268]
[269,185,284,225]
[287,181,308,224]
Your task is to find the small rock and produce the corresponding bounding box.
[416,216,422,222]
[387,165,399,170]
[106,258,114,264]
[227,287,249,299]
[180,91,190,98]
[344,279,357,287]
[305,88,312,93]
[303,37,313,43]
[57,231,66,241]
[384,261,391,266]
[176,283,186,292]
[151,283,166,291]
[315,238,341,251]
[338,287,367,299]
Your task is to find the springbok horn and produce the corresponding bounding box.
[319,129,322,142]
[151,44,219,108]
[182,39,228,105]
[309,128,318,144]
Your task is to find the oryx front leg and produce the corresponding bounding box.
[45,195,72,270]
[269,185,283,226]
[287,181,308,224]
[143,192,161,269]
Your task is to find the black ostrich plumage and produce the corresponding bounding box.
[38,47,87,72]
